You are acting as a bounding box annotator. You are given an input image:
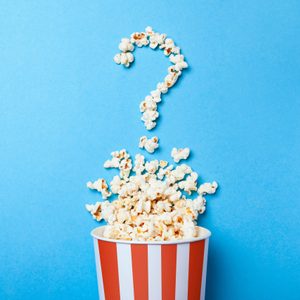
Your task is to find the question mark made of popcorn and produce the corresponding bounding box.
[113,26,188,131]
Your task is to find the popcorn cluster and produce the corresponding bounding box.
[114,26,188,130]
[86,148,218,241]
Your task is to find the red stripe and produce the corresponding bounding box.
[161,244,177,300]
[131,244,148,300]
[188,240,206,300]
[98,240,120,300]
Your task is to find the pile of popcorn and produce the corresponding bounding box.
[86,146,218,241]
[113,26,188,130]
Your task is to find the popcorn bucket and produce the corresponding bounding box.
[91,226,211,300]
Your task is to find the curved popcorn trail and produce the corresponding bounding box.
[113,26,188,131]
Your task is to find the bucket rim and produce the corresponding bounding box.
[91,225,211,245]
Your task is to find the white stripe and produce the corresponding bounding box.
[148,245,162,300]
[175,243,190,300]
[200,239,209,300]
[117,243,134,300]
[94,239,105,300]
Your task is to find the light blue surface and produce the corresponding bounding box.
[1,1,300,299]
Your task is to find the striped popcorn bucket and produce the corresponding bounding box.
[91,226,211,300]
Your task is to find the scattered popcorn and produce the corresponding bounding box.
[198,181,218,195]
[171,147,190,163]
[86,179,112,199]
[139,136,159,153]
[114,26,188,130]
[86,148,218,241]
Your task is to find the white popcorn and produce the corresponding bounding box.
[145,160,159,174]
[104,157,119,168]
[110,175,123,194]
[178,172,198,195]
[171,147,190,163]
[139,136,159,154]
[149,32,167,49]
[141,109,159,122]
[86,179,111,199]
[198,181,218,195]
[114,27,188,130]
[150,90,162,102]
[118,38,134,52]
[133,154,145,174]
[113,52,134,67]
[144,120,156,131]
[139,95,157,112]
[157,82,168,94]
[169,54,188,70]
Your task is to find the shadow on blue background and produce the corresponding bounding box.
[0,1,299,299]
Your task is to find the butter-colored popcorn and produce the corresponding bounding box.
[130,32,149,47]
[139,136,159,153]
[198,181,218,195]
[85,202,102,221]
[171,147,190,163]
[160,38,180,56]
[86,179,112,199]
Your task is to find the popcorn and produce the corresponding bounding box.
[198,181,218,195]
[139,136,159,153]
[113,52,134,67]
[133,154,145,174]
[114,27,188,130]
[118,38,134,52]
[149,32,167,49]
[171,147,190,163]
[169,54,188,70]
[104,157,119,168]
[160,38,180,56]
[145,160,159,174]
[178,172,198,195]
[130,32,149,47]
[86,179,112,199]
[86,148,218,241]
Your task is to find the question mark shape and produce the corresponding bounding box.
[113,26,188,131]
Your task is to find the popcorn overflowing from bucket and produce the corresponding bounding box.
[86,148,218,241]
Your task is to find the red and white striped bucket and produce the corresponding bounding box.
[91,226,211,300]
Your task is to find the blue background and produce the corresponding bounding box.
[1,1,300,299]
